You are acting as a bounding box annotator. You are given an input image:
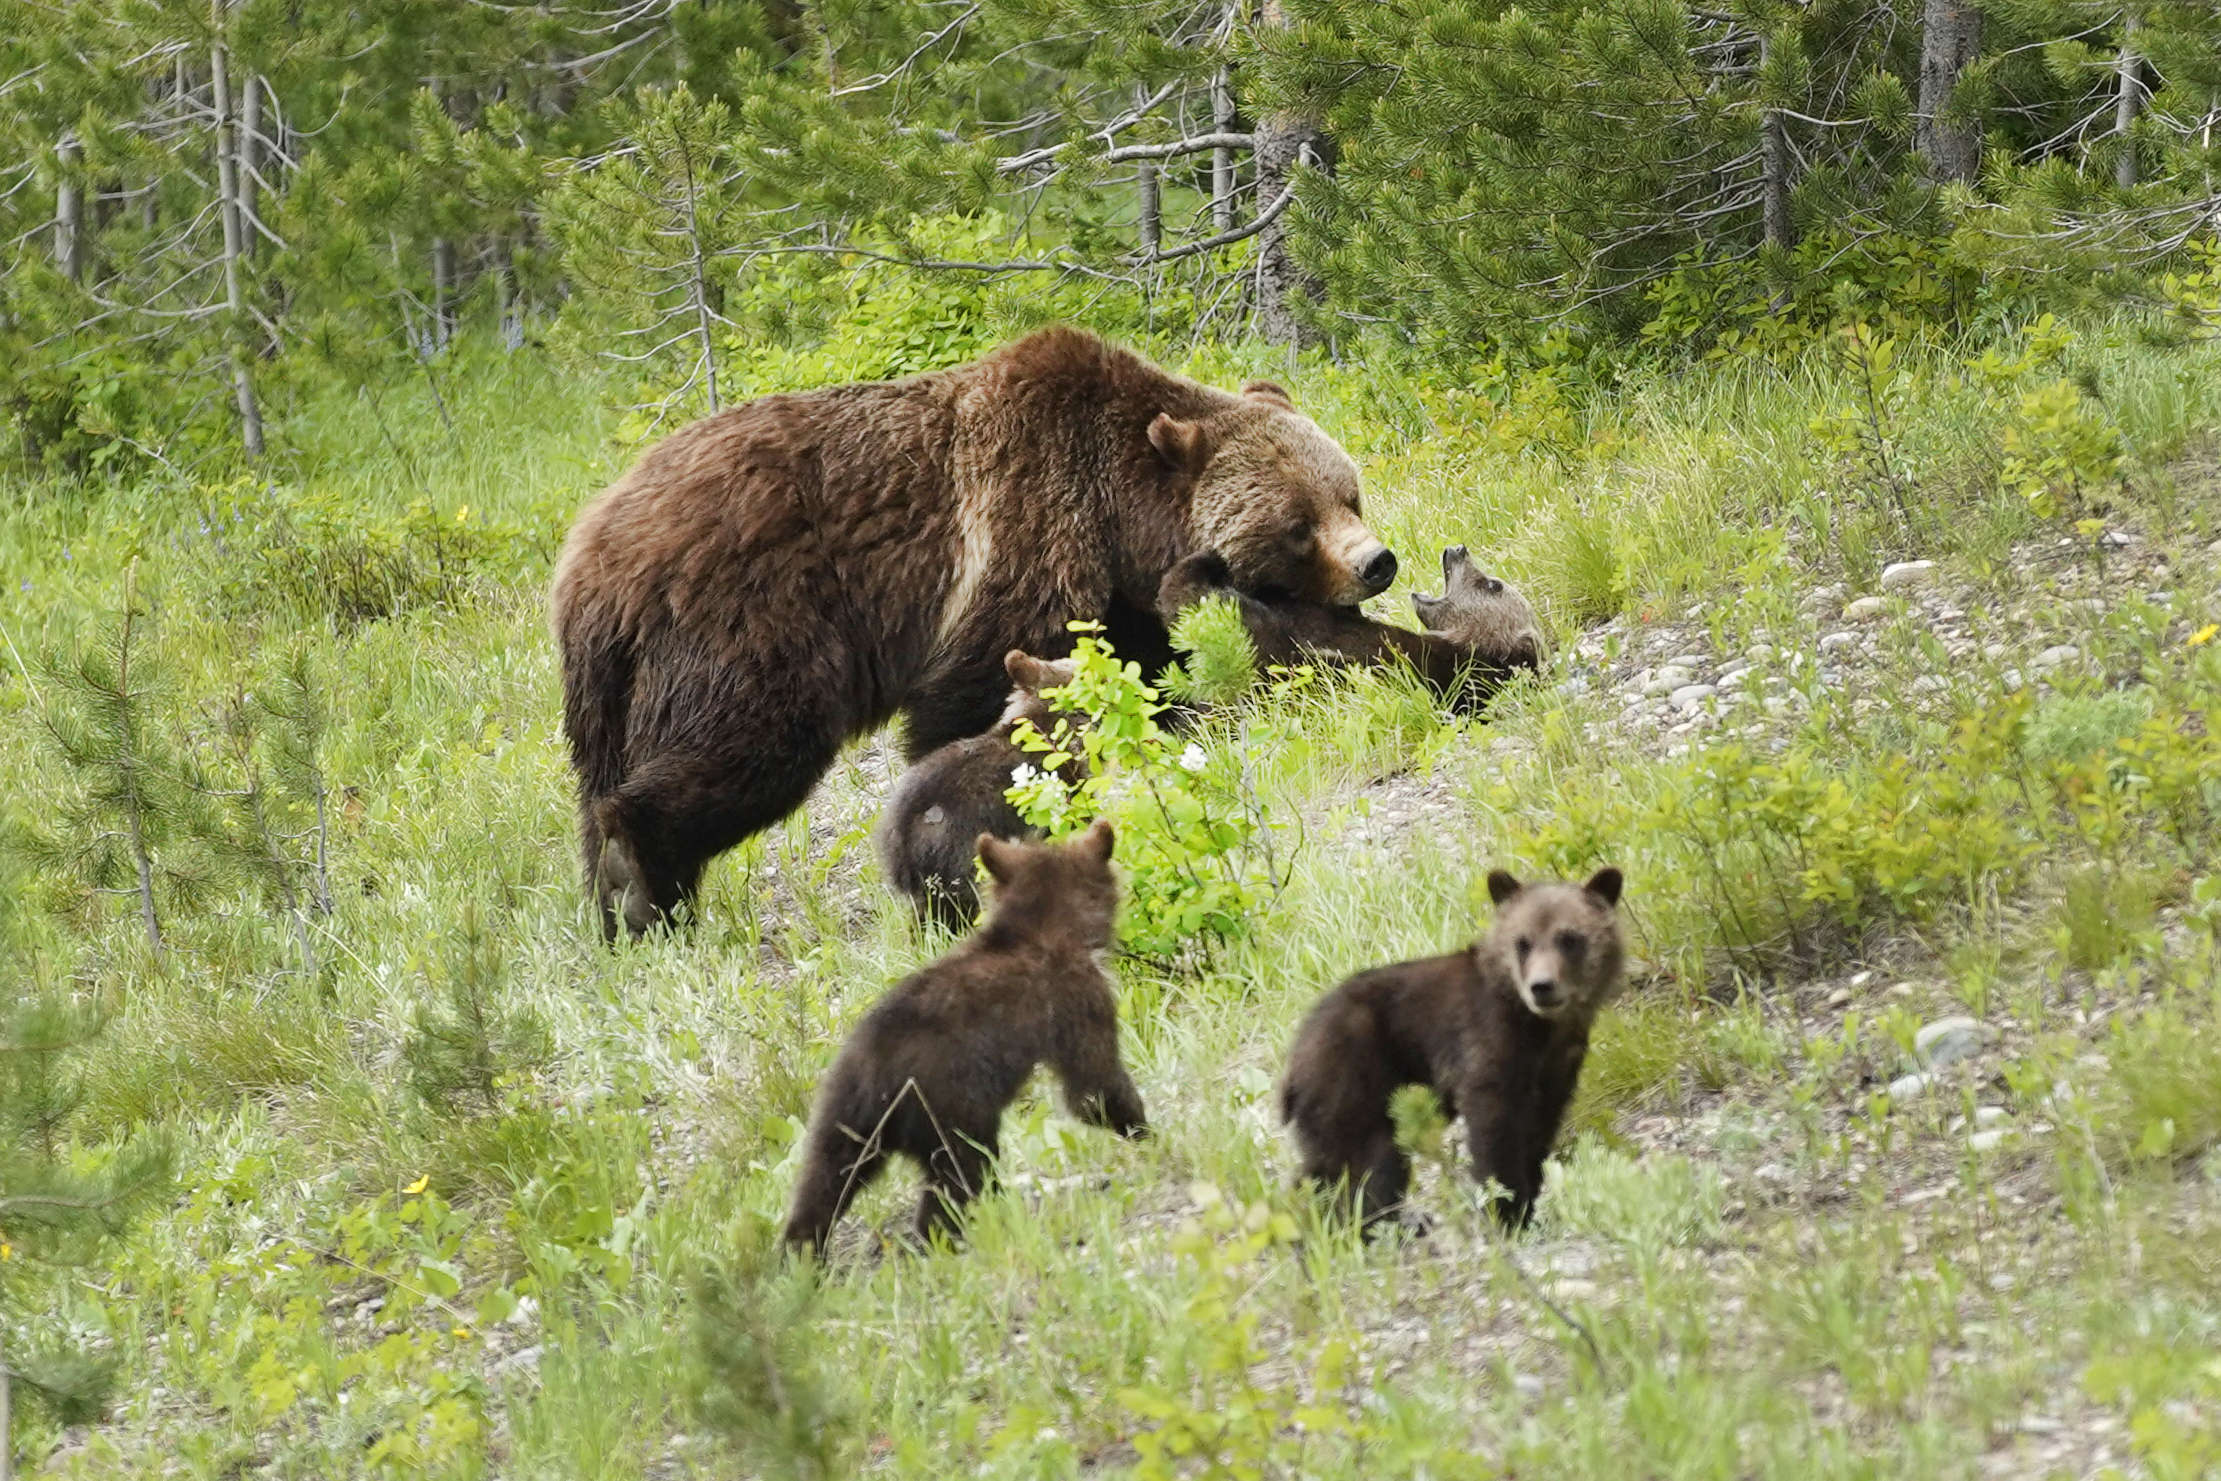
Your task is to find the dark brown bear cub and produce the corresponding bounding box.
[784,820,1146,1256]
[876,650,1079,930]
[1280,867,1625,1232]
[1158,544,1543,709]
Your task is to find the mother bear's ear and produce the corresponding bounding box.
[1241,380,1296,410]
[1148,413,1212,477]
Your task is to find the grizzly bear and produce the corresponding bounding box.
[552,329,1397,937]
[1157,544,1543,707]
[876,649,1080,930]
[1280,867,1625,1233]
[783,820,1146,1255]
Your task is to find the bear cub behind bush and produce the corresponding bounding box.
[877,649,1079,929]
[785,820,1146,1256]
[1281,867,1625,1232]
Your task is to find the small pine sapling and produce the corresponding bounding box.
[1,971,173,1457]
[208,646,338,976]
[5,574,223,953]
[402,900,552,1115]
[688,1228,858,1481]
[1163,591,1261,708]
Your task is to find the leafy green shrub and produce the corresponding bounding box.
[1008,624,1273,963]
[2020,690,2155,767]
[194,482,539,629]
[2102,979,2221,1171]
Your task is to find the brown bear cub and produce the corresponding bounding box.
[1158,544,1543,709]
[784,820,1147,1256]
[876,650,1080,929]
[1280,867,1625,1233]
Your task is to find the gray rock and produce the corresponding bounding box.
[1745,643,1775,662]
[1912,675,1948,693]
[1888,1071,1934,1102]
[1641,664,1695,696]
[1669,652,1708,668]
[1670,683,1717,711]
[1973,1106,2012,1129]
[2035,644,2080,668]
[1844,596,1888,620]
[1819,631,1857,653]
[493,1344,544,1377]
[1880,560,1938,589]
[1983,642,2009,660]
[1967,1129,2009,1154]
[1914,1015,1987,1070]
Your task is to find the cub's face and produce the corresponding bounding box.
[1152,382,1395,608]
[1411,546,1544,663]
[1480,867,1626,1021]
[977,819,1120,949]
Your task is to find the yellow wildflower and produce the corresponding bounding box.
[404,1174,430,1195]
[2189,624,2218,648]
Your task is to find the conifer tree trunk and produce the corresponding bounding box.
[497,239,522,350]
[1211,61,1236,233]
[432,238,457,348]
[54,134,83,281]
[239,74,261,253]
[1917,0,1984,185]
[210,3,264,458]
[1759,35,1796,249]
[1254,0,1333,347]
[1137,160,1160,258]
[2113,12,2141,189]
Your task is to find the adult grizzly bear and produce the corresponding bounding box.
[553,328,1396,937]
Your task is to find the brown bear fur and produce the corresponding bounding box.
[1157,544,1544,709]
[875,650,1081,930]
[782,820,1147,1256]
[1280,867,1625,1232]
[552,329,1395,937]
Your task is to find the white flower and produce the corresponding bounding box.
[1010,762,1040,785]
[1177,742,1208,773]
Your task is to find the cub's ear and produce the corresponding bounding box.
[1078,817,1116,863]
[1410,591,1446,629]
[1584,867,1624,907]
[1486,869,1523,905]
[1241,379,1296,410]
[977,834,1016,883]
[1148,413,1211,476]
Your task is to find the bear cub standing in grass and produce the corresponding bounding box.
[1281,867,1625,1232]
[785,820,1146,1256]
[876,650,1079,930]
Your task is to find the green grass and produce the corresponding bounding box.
[3,316,2220,1478]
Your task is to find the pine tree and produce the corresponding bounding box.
[402,900,551,1116]
[5,577,221,952]
[1,972,172,1464]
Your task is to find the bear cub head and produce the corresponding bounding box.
[1150,381,1395,609]
[998,650,1077,726]
[1481,867,1626,1021]
[1411,545,1546,666]
[977,817,1119,952]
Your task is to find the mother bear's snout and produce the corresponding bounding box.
[1357,546,1398,596]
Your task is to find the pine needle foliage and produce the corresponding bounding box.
[1,970,172,1433]
[402,899,552,1116]
[5,577,221,952]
